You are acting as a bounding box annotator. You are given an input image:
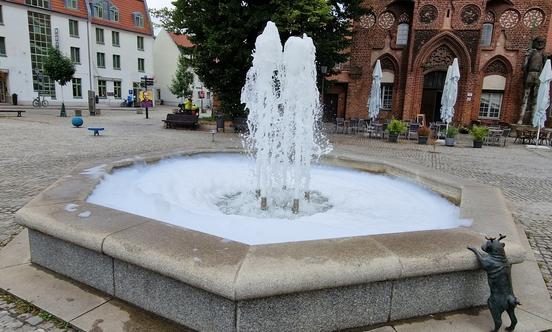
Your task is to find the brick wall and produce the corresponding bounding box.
[340,0,552,125]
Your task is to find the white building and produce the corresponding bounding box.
[153,29,212,110]
[0,0,154,106]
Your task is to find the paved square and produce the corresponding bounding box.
[0,107,551,330]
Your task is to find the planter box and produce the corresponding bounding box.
[388,134,399,143]
[473,141,483,148]
[445,138,455,147]
[418,136,428,145]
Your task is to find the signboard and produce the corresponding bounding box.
[54,28,59,48]
[198,90,205,99]
[139,90,153,107]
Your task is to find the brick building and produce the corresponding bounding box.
[326,0,552,125]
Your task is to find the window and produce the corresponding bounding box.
[113,54,120,69]
[381,83,393,109]
[113,81,121,98]
[98,80,106,98]
[0,37,5,56]
[138,58,144,72]
[65,0,77,9]
[479,91,503,119]
[72,78,82,98]
[112,31,119,46]
[69,19,79,37]
[137,36,144,50]
[396,23,409,46]
[97,52,105,68]
[94,3,104,18]
[70,47,80,63]
[28,11,55,97]
[0,6,4,25]
[26,0,50,9]
[96,28,104,44]
[480,23,493,46]
[133,13,144,27]
[109,6,119,21]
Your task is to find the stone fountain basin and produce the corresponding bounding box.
[15,148,527,332]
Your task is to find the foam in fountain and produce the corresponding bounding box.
[241,21,331,213]
[87,154,471,245]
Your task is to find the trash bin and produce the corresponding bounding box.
[216,113,224,133]
[11,93,17,105]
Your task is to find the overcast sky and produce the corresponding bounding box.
[146,0,173,35]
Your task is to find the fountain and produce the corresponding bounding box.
[241,22,330,214]
[15,22,527,332]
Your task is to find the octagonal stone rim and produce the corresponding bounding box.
[15,148,527,301]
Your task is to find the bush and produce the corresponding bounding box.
[388,119,408,135]
[417,126,431,137]
[446,126,459,138]
[470,125,489,142]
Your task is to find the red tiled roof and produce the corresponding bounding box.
[168,32,194,48]
[4,0,152,36]
[5,0,88,18]
[90,0,153,36]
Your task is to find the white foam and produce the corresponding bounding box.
[64,203,79,212]
[87,154,471,245]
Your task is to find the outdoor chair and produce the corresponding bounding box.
[407,123,420,140]
[358,119,367,133]
[348,118,359,134]
[500,128,511,147]
[538,130,552,146]
[335,118,345,134]
[484,129,503,146]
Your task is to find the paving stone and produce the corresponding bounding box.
[25,315,43,326]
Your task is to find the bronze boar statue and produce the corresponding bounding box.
[468,234,520,332]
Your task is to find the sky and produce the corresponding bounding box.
[146,0,174,35]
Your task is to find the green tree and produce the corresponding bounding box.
[151,1,369,117]
[43,47,75,116]
[169,53,194,102]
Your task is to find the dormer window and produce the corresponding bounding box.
[93,3,104,18]
[109,6,119,21]
[65,0,78,10]
[133,12,144,27]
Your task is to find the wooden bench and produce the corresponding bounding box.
[162,113,199,129]
[0,110,26,117]
[88,127,104,136]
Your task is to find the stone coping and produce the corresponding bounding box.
[15,148,527,301]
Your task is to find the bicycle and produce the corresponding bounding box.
[32,96,49,108]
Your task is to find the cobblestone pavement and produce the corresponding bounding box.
[0,108,551,329]
[0,296,77,332]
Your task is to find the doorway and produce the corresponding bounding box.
[421,71,447,123]
[0,73,8,103]
[323,94,338,122]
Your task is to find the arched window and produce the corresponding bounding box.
[109,6,119,21]
[479,75,505,119]
[396,23,409,46]
[480,23,493,46]
[380,71,395,109]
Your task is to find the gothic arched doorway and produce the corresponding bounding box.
[421,71,447,123]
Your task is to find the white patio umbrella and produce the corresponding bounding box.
[440,58,460,132]
[367,60,382,122]
[533,59,552,146]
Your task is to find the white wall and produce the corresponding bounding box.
[89,24,154,106]
[153,29,212,109]
[0,3,34,103]
[0,2,154,106]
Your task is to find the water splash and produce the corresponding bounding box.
[241,21,331,213]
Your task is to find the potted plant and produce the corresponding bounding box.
[417,126,431,144]
[387,119,407,143]
[445,126,459,147]
[470,125,489,148]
